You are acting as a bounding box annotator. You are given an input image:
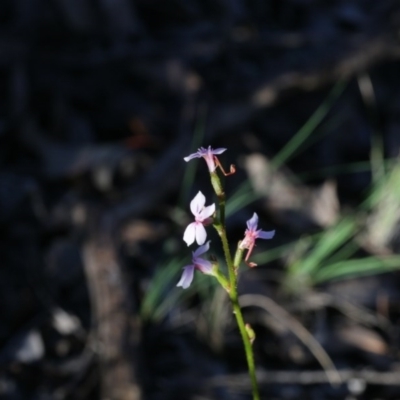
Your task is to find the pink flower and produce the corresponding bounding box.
[177,241,213,289]
[239,213,275,267]
[184,146,227,172]
[183,191,215,246]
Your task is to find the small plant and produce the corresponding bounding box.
[176,146,275,400]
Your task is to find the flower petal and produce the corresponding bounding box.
[194,258,213,274]
[211,147,227,155]
[199,203,215,220]
[190,191,205,216]
[177,265,195,289]
[184,152,201,162]
[183,222,196,246]
[193,240,210,257]
[195,223,207,245]
[247,213,259,231]
[258,230,275,239]
[203,155,216,172]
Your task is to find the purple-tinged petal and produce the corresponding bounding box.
[199,203,215,220]
[247,213,259,231]
[177,265,195,289]
[203,155,216,172]
[258,230,275,240]
[195,223,207,245]
[196,147,206,153]
[184,152,201,162]
[190,191,205,216]
[194,258,213,274]
[183,222,196,246]
[211,148,226,155]
[193,241,210,257]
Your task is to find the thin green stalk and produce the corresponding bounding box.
[213,223,235,290]
[220,229,260,400]
[232,246,259,399]
[220,197,226,228]
[232,296,259,399]
[211,171,226,223]
[214,268,230,291]
[212,170,260,400]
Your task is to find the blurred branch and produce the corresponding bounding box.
[83,234,142,400]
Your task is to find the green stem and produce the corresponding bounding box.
[222,231,260,400]
[211,172,226,223]
[213,267,230,291]
[214,223,235,289]
[231,296,260,400]
[231,244,259,400]
[220,196,226,227]
[234,246,244,273]
[211,171,260,400]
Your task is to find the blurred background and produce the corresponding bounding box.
[2,1,400,399]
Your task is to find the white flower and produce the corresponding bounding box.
[183,191,215,246]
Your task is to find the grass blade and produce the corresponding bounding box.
[313,256,400,284]
[272,80,347,169]
[289,217,356,276]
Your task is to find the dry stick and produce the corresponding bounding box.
[212,369,400,387]
[239,294,342,387]
[288,291,390,328]
[81,102,200,399]
[83,235,142,400]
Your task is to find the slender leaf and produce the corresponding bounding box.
[313,256,400,284]
[272,80,347,169]
[290,217,356,276]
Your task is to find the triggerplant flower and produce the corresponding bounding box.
[184,146,226,172]
[177,241,212,289]
[239,213,275,267]
[183,191,215,246]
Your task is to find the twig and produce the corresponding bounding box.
[83,234,142,400]
[211,369,400,387]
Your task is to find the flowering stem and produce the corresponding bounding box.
[212,173,260,400]
[233,247,244,273]
[231,296,260,400]
[214,224,235,285]
[213,267,230,291]
[219,227,260,400]
[210,172,226,223]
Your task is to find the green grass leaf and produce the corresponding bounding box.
[313,255,400,284]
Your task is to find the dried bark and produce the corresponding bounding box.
[83,234,142,400]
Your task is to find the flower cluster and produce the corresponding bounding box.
[177,146,275,288]
[178,145,272,399]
